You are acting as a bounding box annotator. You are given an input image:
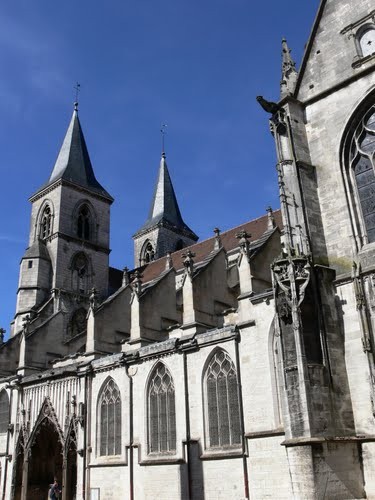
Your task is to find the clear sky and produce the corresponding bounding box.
[0,1,319,337]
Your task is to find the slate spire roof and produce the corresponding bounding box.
[134,152,198,240]
[33,103,113,201]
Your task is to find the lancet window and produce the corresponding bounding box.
[77,204,91,240]
[148,363,176,454]
[98,378,121,456]
[40,205,52,240]
[348,103,375,244]
[0,390,9,434]
[204,350,241,449]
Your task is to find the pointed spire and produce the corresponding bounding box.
[34,104,112,200]
[280,38,298,99]
[134,153,198,241]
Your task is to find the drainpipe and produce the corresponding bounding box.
[235,335,249,499]
[183,352,192,499]
[2,382,14,500]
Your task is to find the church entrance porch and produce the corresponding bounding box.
[24,419,63,500]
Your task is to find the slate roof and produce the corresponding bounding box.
[22,239,51,261]
[134,153,198,240]
[33,106,113,201]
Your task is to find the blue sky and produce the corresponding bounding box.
[0,1,319,336]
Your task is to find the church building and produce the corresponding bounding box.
[1,0,375,498]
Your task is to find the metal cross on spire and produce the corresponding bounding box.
[74,82,81,111]
[160,123,167,155]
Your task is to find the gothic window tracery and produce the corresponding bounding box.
[0,390,9,434]
[40,205,52,240]
[98,378,121,456]
[147,363,176,454]
[71,253,90,294]
[204,350,241,449]
[77,204,91,240]
[349,104,375,244]
[142,241,155,264]
[67,308,87,338]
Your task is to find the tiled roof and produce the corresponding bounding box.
[139,210,282,284]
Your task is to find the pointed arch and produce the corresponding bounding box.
[0,389,9,433]
[64,418,78,500]
[341,89,375,248]
[27,397,64,451]
[11,431,26,500]
[67,308,88,338]
[97,377,121,456]
[37,200,54,241]
[203,348,241,449]
[147,361,176,454]
[72,200,97,242]
[140,239,155,265]
[70,251,92,294]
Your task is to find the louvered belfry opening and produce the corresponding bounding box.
[205,350,241,448]
[148,363,176,454]
[350,105,375,243]
[99,378,121,456]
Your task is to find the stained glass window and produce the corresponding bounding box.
[148,363,176,454]
[98,379,121,456]
[204,350,241,448]
[350,105,375,243]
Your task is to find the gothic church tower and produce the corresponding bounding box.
[13,103,113,334]
[133,152,198,266]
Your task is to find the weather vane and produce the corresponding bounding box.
[74,82,81,109]
[160,123,167,154]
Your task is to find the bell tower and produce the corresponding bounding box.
[13,103,113,334]
[133,152,198,267]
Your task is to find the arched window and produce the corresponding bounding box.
[98,378,121,456]
[142,241,155,264]
[0,390,9,434]
[204,350,241,449]
[71,253,89,294]
[148,363,176,454]
[358,25,375,58]
[67,308,87,338]
[77,205,91,240]
[40,205,52,240]
[347,103,375,244]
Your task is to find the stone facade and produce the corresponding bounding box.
[1,1,375,498]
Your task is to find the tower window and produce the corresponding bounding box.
[147,362,176,454]
[40,205,52,240]
[77,205,91,240]
[204,350,241,449]
[72,253,90,294]
[142,241,155,264]
[98,378,121,456]
[28,261,33,269]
